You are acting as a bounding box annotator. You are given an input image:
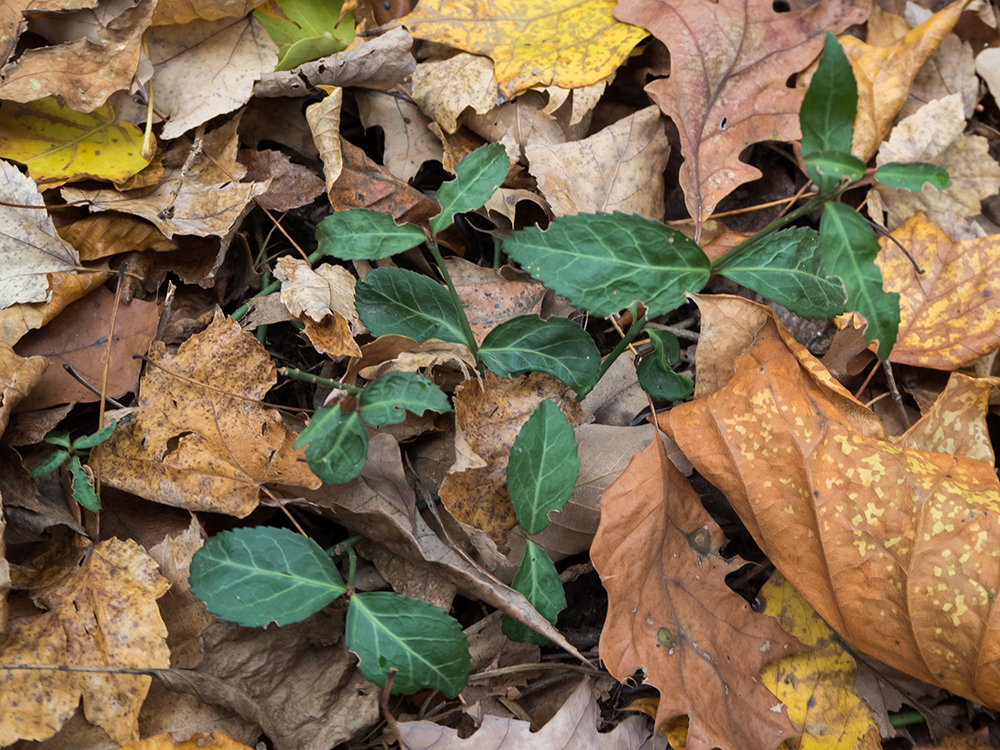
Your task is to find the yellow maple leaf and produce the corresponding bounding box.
[400,0,646,99]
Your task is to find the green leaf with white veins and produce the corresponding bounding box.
[636,330,694,401]
[714,227,847,319]
[346,591,471,697]
[874,162,951,191]
[430,143,509,235]
[189,527,346,627]
[316,208,426,260]
[502,541,566,646]
[503,213,710,317]
[820,202,899,359]
[803,151,866,189]
[480,316,601,396]
[355,267,468,346]
[800,32,857,190]
[358,371,452,426]
[295,406,369,484]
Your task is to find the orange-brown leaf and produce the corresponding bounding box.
[664,296,1000,709]
[592,436,803,750]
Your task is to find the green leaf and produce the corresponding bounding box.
[355,267,468,346]
[503,213,710,317]
[72,419,117,450]
[800,32,857,158]
[316,209,426,260]
[68,455,100,512]
[803,150,866,191]
[254,0,355,72]
[507,400,580,535]
[480,316,601,396]
[358,371,452,426]
[189,527,346,627]
[31,449,70,477]
[636,330,694,401]
[502,541,566,645]
[430,143,509,235]
[820,202,899,359]
[294,405,369,484]
[42,430,71,448]
[874,162,952,191]
[346,591,471,697]
[714,227,847,319]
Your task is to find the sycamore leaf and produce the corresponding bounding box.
[401,0,647,99]
[615,0,866,231]
[664,295,1000,711]
[877,213,1000,369]
[592,434,803,750]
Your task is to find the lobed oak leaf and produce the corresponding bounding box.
[92,311,320,517]
[663,295,1000,710]
[615,0,866,232]
[592,433,803,750]
[876,213,1000,369]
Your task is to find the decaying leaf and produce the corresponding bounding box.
[92,311,321,516]
[411,53,499,135]
[663,295,1000,710]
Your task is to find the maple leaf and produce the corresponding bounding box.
[664,295,1000,710]
[615,0,866,233]
[592,436,803,750]
[401,0,647,99]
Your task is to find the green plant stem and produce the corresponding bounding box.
[599,312,649,381]
[888,711,925,728]
[279,367,362,396]
[425,235,483,373]
[345,544,358,589]
[232,247,326,321]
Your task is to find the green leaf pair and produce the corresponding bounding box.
[34,419,118,511]
[189,527,471,698]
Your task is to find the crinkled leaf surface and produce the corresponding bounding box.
[401,0,647,98]
[615,0,866,230]
[345,591,471,697]
[502,540,567,645]
[503,212,710,317]
[189,527,346,627]
[592,435,803,750]
[358,371,452,426]
[664,296,1000,710]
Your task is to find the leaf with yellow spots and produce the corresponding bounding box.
[0,538,170,746]
[592,432,805,750]
[614,0,866,233]
[399,0,646,99]
[875,213,1000,369]
[840,0,971,162]
[662,294,1000,711]
[0,98,153,187]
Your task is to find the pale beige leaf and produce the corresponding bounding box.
[412,54,499,134]
[356,90,443,182]
[306,89,344,193]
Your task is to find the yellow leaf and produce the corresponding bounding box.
[401,0,646,98]
[840,0,971,161]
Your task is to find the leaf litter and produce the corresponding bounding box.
[1,0,1000,747]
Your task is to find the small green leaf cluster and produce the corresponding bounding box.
[189,527,471,697]
[33,419,118,511]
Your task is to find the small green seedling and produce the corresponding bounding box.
[32,419,118,511]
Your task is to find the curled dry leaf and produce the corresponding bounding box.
[411,53,499,135]
[663,295,1000,710]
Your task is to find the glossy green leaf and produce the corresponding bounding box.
[294,405,369,484]
[820,202,899,359]
[42,430,71,448]
[69,456,100,512]
[31,449,69,477]
[714,227,847,319]
[316,209,426,260]
[430,143,509,235]
[189,527,346,627]
[358,371,452,426]
[800,32,857,159]
[255,0,355,71]
[480,316,601,396]
[507,400,580,535]
[636,330,694,401]
[346,591,471,697]
[72,419,117,450]
[503,213,710,317]
[803,150,866,190]
[874,162,952,191]
[502,541,566,645]
[355,267,468,346]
